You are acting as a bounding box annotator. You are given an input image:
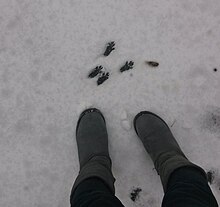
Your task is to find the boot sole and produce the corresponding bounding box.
[76,108,106,136]
[133,111,170,136]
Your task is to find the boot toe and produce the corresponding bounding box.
[76,108,105,136]
[134,111,170,139]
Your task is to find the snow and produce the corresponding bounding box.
[0,0,220,206]
[76,101,93,116]
[120,110,132,130]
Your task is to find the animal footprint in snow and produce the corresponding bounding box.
[97,72,110,85]
[104,41,115,56]
[88,65,103,78]
[120,61,134,72]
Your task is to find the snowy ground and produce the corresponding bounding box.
[0,0,220,206]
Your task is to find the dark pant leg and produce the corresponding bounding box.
[70,177,125,207]
[162,167,218,207]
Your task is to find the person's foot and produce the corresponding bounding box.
[72,108,115,194]
[133,111,186,163]
[76,108,109,168]
[133,111,206,191]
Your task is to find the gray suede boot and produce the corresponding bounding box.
[71,108,115,195]
[134,111,207,191]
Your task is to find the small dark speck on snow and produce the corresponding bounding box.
[146,61,159,67]
[130,187,142,202]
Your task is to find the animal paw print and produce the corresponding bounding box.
[88,65,103,78]
[120,61,134,72]
[104,41,115,56]
[97,72,109,85]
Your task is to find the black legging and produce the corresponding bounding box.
[70,167,218,207]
